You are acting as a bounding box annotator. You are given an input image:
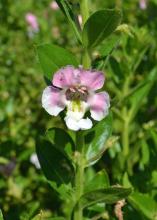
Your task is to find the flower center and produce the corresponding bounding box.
[65,86,88,102]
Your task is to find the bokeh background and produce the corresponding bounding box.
[0,0,157,219]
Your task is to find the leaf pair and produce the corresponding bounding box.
[37,8,122,80]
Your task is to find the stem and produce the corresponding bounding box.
[122,115,129,156]
[82,50,91,68]
[122,77,130,157]
[74,132,85,220]
[73,2,90,219]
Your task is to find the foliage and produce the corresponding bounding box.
[0,0,157,219]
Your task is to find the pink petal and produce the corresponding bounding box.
[42,86,65,116]
[53,66,81,88]
[25,13,39,31]
[80,69,105,90]
[88,92,110,121]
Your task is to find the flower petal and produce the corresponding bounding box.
[53,66,81,88]
[88,92,110,121]
[80,69,105,90]
[64,116,80,131]
[78,118,93,130]
[42,86,65,116]
[64,116,92,131]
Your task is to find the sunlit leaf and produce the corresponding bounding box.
[82,9,122,48]
[84,113,112,166]
[84,169,110,193]
[129,192,157,220]
[37,44,78,80]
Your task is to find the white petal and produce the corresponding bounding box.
[78,118,93,130]
[66,100,88,121]
[42,86,65,116]
[30,153,41,169]
[64,116,80,131]
[91,108,109,121]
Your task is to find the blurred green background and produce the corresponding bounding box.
[0,0,157,219]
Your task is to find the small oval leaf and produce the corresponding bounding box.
[82,9,122,48]
[37,43,79,80]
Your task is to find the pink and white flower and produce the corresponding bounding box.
[50,1,59,10]
[42,66,110,131]
[139,0,147,10]
[25,13,39,32]
[78,15,83,26]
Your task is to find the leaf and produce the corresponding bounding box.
[37,43,78,80]
[129,67,157,120]
[129,192,157,220]
[109,56,124,82]
[140,140,150,168]
[84,113,112,166]
[84,170,110,193]
[0,210,4,220]
[55,0,81,43]
[82,9,122,48]
[36,138,74,185]
[77,187,131,209]
[99,34,121,57]
[46,127,75,158]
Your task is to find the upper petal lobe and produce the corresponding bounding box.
[52,66,81,88]
[80,69,105,90]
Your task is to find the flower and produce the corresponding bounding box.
[42,66,110,131]
[30,153,41,169]
[139,0,147,10]
[78,15,83,26]
[50,1,59,10]
[25,13,39,32]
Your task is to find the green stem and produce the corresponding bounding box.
[82,49,91,68]
[74,132,85,220]
[73,2,90,219]
[122,115,129,156]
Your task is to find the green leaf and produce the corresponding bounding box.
[99,34,121,57]
[46,127,75,158]
[37,43,79,80]
[77,187,131,209]
[0,210,4,220]
[55,0,81,43]
[84,170,110,193]
[84,113,112,166]
[129,192,157,220]
[129,67,157,120]
[109,56,124,82]
[140,140,150,168]
[36,138,74,185]
[82,9,122,48]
